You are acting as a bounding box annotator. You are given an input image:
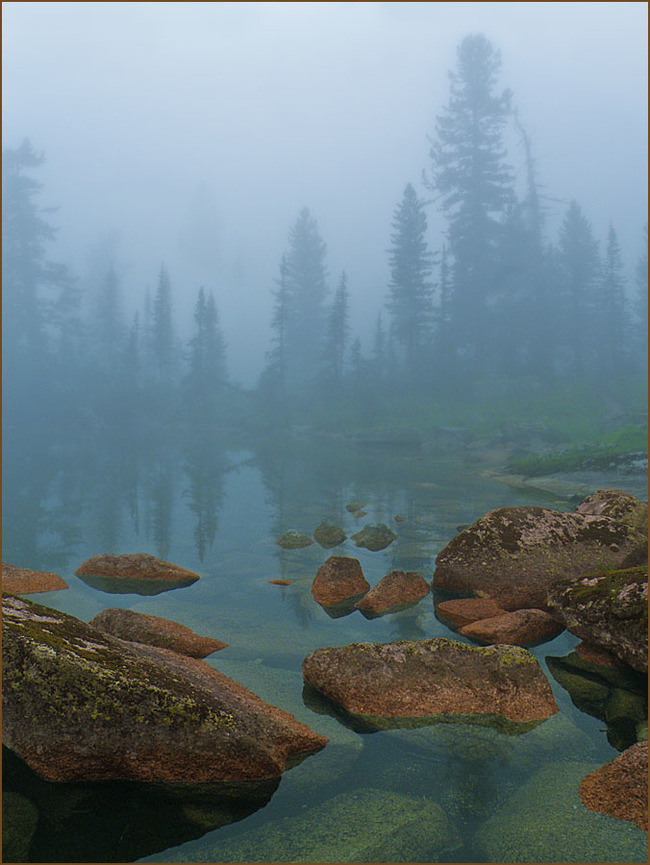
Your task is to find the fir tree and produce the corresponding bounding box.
[634,224,648,370]
[322,270,351,386]
[386,183,435,375]
[426,34,514,370]
[598,225,629,375]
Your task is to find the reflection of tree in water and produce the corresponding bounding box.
[146,458,174,560]
[182,435,228,562]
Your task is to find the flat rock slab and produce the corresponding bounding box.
[579,741,648,830]
[89,608,227,658]
[355,570,429,617]
[311,556,370,607]
[75,553,199,590]
[302,638,558,727]
[433,490,647,611]
[435,597,508,628]
[2,563,68,594]
[547,566,648,672]
[2,595,327,784]
[459,608,564,647]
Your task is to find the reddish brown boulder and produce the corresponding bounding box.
[2,595,327,784]
[302,638,558,727]
[433,493,647,611]
[311,556,370,607]
[579,741,648,830]
[354,571,429,617]
[458,608,564,647]
[435,597,508,628]
[89,608,227,658]
[2,563,68,594]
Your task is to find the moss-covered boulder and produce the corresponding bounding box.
[313,520,347,548]
[89,608,227,658]
[433,491,647,611]
[351,522,397,551]
[168,788,460,863]
[275,530,314,549]
[302,638,558,729]
[547,566,648,672]
[2,595,327,783]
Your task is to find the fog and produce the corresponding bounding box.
[3,1,647,384]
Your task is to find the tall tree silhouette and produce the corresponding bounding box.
[386,183,435,377]
[426,34,514,371]
[322,270,350,387]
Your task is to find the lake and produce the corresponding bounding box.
[2,429,648,863]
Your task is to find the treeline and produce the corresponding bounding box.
[3,34,648,438]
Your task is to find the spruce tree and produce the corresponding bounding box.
[184,287,227,424]
[322,270,350,386]
[151,265,176,390]
[556,201,600,376]
[386,183,435,376]
[283,208,329,387]
[426,33,514,371]
[598,225,629,376]
[634,225,648,371]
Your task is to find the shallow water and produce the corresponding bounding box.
[2,431,648,863]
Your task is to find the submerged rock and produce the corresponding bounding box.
[579,742,648,830]
[179,787,460,863]
[275,530,314,549]
[546,566,648,672]
[2,595,327,784]
[302,638,558,728]
[351,522,397,552]
[354,570,429,618]
[476,761,648,863]
[2,791,38,864]
[311,556,370,607]
[75,553,200,595]
[433,491,647,611]
[345,500,367,513]
[2,562,68,594]
[313,520,347,549]
[89,608,227,658]
[459,608,564,647]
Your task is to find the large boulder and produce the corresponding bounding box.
[459,608,564,647]
[2,562,68,594]
[2,595,327,784]
[433,491,647,611]
[311,556,370,607]
[546,566,648,672]
[579,742,648,830]
[89,608,227,658]
[354,570,429,618]
[75,553,200,595]
[302,638,558,729]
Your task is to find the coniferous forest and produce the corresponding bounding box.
[3,34,648,444]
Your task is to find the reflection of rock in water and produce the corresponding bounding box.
[2,746,279,863]
[77,572,198,595]
[546,651,648,751]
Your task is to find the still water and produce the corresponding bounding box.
[2,430,648,863]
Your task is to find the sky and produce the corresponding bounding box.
[2,1,648,384]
